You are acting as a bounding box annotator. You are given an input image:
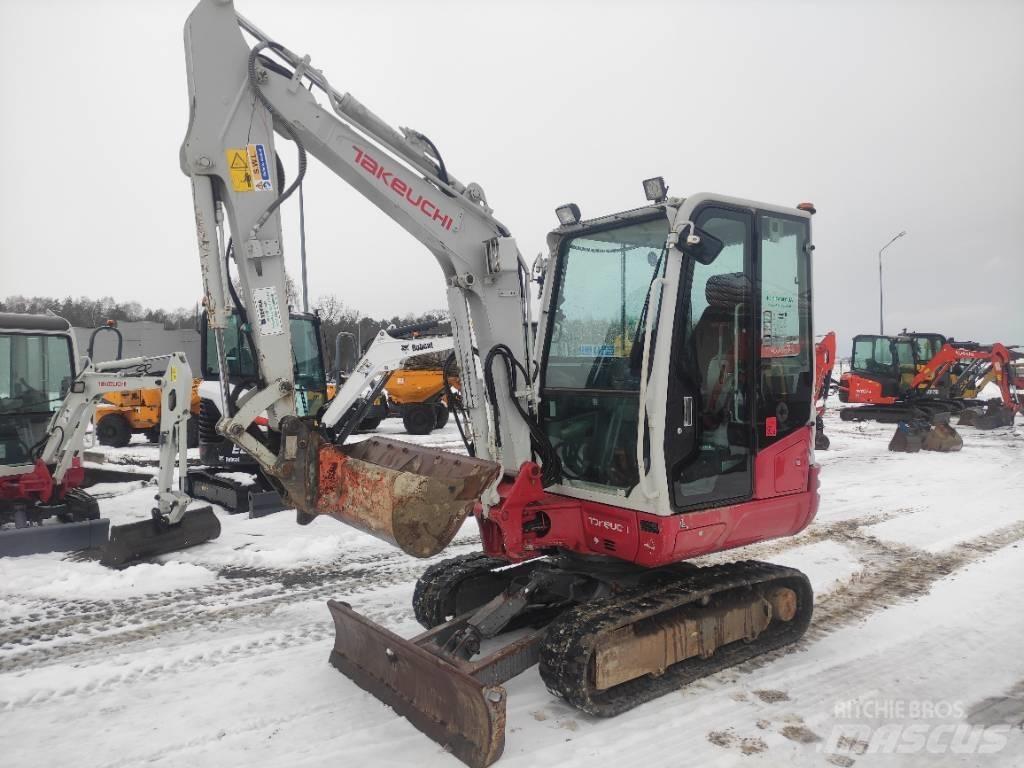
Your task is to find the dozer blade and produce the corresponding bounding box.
[315,437,501,558]
[327,599,505,768]
[100,505,221,568]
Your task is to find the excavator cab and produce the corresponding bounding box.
[0,314,76,473]
[910,333,947,367]
[841,334,901,403]
[541,204,813,512]
[0,313,96,547]
[201,309,328,416]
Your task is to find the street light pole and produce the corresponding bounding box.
[878,230,907,335]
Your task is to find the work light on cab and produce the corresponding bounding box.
[643,176,668,202]
[555,203,581,226]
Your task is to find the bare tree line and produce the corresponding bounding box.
[0,293,448,374]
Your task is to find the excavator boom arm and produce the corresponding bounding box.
[181,0,533,484]
[909,342,1018,410]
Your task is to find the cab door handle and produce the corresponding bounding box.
[683,396,693,427]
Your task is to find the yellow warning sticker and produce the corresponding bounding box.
[226,148,253,192]
[169,365,178,383]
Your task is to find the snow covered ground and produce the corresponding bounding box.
[2,407,1022,767]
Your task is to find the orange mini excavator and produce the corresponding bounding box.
[840,334,1020,431]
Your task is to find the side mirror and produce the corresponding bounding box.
[678,224,724,265]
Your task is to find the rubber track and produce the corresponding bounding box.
[538,560,812,717]
[411,552,510,628]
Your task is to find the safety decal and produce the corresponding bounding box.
[251,286,285,336]
[226,148,253,192]
[247,144,273,191]
[225,144,272,192]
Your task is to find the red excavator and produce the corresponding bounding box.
[813,332,837,449]
[839,333,1019,428]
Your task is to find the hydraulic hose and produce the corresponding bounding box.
[246,42,307,237]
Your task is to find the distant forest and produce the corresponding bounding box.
[1,295,201,330]
[0,294,447,373]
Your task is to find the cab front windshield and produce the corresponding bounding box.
[204,314,326,394]
[852,336,894,375]
[0,333,73,415]
[912,335,944,364]
[541,217,669,490]
[0,333,74,467]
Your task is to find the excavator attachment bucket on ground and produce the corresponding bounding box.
[328,599,505,768]
[100,506,221,568]
[317,438,501,557]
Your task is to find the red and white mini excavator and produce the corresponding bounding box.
[0,312,219,563]
[180,2,822,764]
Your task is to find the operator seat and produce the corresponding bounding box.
[692,272,751,433]
[674,272,752,495]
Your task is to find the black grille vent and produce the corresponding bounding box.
[198,399,225,443]
[603,539,616,551]
[640,520,660,534]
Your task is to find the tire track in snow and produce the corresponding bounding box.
[0,536,480,674]
[1,599,420,712]
[1,624,338,712]
[807,519,1024,637]
[722,519,1024,678]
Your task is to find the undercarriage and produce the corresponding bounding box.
[329,551,813,768]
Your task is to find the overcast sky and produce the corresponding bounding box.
[1,0,1021,353]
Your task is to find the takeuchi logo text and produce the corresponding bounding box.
[587,516,626,533]
[353,146,457,231]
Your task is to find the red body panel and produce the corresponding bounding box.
[838,372,896,405]
[0,458,85,504]
[475,427,819,568]
[814,332,837,417]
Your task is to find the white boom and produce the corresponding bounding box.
[181,0,533,484]
[42,353,195,524]
[324,329,454,428]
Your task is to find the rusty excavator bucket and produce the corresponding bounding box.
[317,437,502,556]
[272,418,501,557]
